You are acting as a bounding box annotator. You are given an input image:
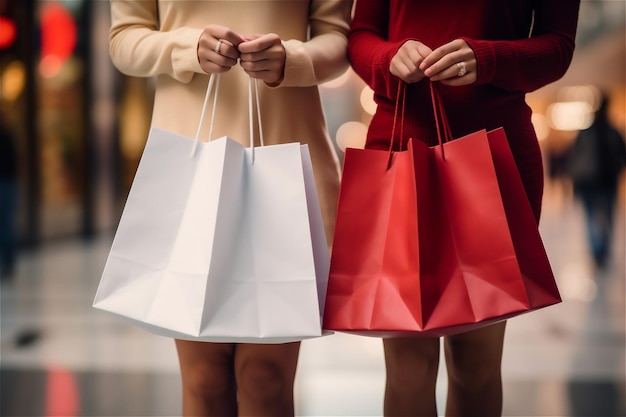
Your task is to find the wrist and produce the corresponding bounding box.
[266,46,286,86]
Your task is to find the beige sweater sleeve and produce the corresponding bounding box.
[280,0,352,87]
[109,0,351,86]
[109,0,203,83]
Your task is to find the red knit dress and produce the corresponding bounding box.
[348,0,580,222]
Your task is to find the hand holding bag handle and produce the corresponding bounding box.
[95,68,330,342]
[324,77,560,337]
[198,72,331,340]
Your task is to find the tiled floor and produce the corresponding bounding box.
[1,182,624,416]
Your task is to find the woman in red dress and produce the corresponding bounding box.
[348,1,580,415]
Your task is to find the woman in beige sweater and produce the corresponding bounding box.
[109,1,352,415]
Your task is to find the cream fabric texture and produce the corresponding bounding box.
[109,0,352,243]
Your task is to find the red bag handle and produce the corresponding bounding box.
[385,81,407,168]
[429,81,454,160]
[390,80,453,161]
[389,82,406,150]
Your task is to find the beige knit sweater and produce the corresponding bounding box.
[109,0,352,244]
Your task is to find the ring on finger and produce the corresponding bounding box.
[456,61,467,77]
[214,40,223,54]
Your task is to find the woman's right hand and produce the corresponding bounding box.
[197,24,244,73]
[390,40,433,83]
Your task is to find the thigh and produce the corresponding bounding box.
[175,341,239,416]
[444,321,506,371]
[234,342,300,378]
[383,336,441,377]
[175,340,236,382]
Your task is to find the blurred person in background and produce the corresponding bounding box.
[0,116,18,280]
[107,0,351,416]
[567,91,626,269]
[347,1,580,415]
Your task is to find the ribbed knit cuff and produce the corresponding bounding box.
[463,38,496,86]
[377,40,411,100]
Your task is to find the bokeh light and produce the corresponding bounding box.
[547,101,594,131]
[531,113,551,142]
[39,2,77,79]
[359,86,377,115]
[1,60,26,101]
[322,68,353,89]
[335,121,368,152]
[0,16,17,49]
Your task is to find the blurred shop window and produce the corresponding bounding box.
[577,1,625,46]
[1,1,28,249]
[36,0,84,239]
[0,117,18,280]
[2,0,120,244]
[118,77,154,197]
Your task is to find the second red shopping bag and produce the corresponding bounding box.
[323,82,560,337]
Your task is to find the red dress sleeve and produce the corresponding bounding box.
[464,1,579,92]
[348,0,405,100]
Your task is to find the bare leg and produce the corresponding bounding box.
[175,340,238,416]
[234,342,300,417]
[383,336,441,417]
[444,321,507,417]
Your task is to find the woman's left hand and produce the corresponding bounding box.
[419,39,476,86]
[238,33,286,85]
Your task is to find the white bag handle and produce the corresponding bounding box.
[191,73,219,156]
[190,73,264,159]
[249,76,265,147]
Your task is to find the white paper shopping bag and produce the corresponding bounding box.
[202,142,330,340]
[93,129,244,337]
[93,75,330,343]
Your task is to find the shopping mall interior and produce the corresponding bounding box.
[0,1,624,416]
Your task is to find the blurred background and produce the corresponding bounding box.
[0,1,624,416]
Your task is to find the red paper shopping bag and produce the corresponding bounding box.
[487,127,561,308]
[324,144,424,334]
[323,82,560,337]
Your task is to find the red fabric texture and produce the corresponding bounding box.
[348,0,580,220]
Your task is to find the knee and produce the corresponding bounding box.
[445,324,506,390]
[448,358,494,389]
[388,357,439,390]
[237,359,290,401]
[445,347,502,390]
[182,363,234,401]
[385,342,440,390]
